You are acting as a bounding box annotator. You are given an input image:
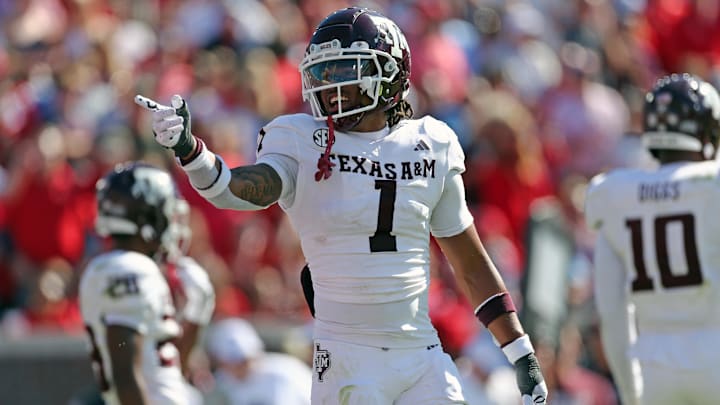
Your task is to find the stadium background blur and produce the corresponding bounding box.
[0,0,715,403]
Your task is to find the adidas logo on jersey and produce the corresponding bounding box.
[414,140,430,151]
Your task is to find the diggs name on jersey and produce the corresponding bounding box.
[325,153,436,180]
[638,181,680,202]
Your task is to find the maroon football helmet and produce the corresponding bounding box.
[299,7,411,130]
[643,73,720,159]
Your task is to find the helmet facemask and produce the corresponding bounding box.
[300,40,400,130]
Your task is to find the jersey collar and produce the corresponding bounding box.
[345,125,390,141]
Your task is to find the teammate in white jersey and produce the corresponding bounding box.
[136,7,547,404]
[585,73,720,405]
[205,318,312,405]
[80,162,201,405]
[166,205,216,377]
[169,255,215,377]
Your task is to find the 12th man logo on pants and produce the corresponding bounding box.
[314,343,331,382]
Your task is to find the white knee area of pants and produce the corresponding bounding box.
[339,384,384,405]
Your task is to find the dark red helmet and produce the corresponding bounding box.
[643,73,720,159]
[299,7,411,128]
[95,162,189,259]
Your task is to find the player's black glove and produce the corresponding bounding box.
[514,352,547,404]
[135,94,198,160]
[502,335,548,404]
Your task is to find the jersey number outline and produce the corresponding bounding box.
[625,213,703,291]
[369,180,398,252]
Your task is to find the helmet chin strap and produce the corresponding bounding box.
[315,116,338,181]
[334,110,365,131]
[314,110,368,181]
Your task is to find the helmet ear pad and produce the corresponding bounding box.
[379,79,403,110]
[703,142,715,159]
[140,224,157,243]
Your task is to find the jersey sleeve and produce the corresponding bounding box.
[255,115,302,208]
[421,116,466,173]
[176,257,216,325]
[592,232,642,405]
[430,170,474,237]
[99,270,156,334]
[447,131,466,173]
[421,116,472,237]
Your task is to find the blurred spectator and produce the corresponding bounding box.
[531,325,616,405]
[521,172,594,348]
[490,2,563,104]
[4,130,96,268]
[466,89,554,266]
[1,257,82,337]
[537,41,630,178]
[204,318,312,405]
[640,0,720,75]
[456,330,520,405]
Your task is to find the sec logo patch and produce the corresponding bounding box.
[313,128,330,147]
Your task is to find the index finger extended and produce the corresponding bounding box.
[134,94,164,111]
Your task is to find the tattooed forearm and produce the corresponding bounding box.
[228,163,282,206]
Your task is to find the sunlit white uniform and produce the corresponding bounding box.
[214,352,312,405]
[255,113,473,404]
[586,160,720,405]
[176,256,215,326]
[79,250,201,405]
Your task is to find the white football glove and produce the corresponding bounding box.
[135,94,197,158]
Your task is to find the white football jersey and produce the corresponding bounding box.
[214,352,312,405]
[256,113,474,348]
[176,256,215,325]
[79,250,199,405]
[586,160,720,367]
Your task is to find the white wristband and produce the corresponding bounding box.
[194,155,231,199]
[501,334,534,364]
[179,140,214,171]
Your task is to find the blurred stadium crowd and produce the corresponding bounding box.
[1,0,719,403]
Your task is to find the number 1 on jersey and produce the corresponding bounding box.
[370,180,398,252]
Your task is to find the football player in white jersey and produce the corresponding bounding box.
[80,162,202,405]
[204,318,312,405]
[169,255,215,377]
[165,205,216,378]
[585,73,720,405]
[136,7,547,404]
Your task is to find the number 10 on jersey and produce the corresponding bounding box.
[626,213,703,291]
